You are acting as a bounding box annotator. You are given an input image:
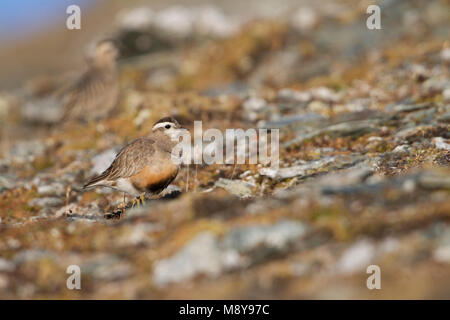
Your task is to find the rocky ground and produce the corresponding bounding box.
[0,0,449,299]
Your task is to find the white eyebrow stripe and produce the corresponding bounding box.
[152,122,173,130]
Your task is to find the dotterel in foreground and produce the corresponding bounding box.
[83,117,183,207]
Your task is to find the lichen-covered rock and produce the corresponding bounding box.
[0,0,449,300]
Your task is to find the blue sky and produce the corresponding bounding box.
[0,0,95,40]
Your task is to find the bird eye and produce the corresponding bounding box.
[165,124,171,129]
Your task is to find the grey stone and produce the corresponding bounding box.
[153,232,228,286]
[432,137,450,151]
[0,258,15,272]
[392,144,411,154]
[29,197,64,208]
[83,254,133,281]
[437,112,450,123]
[7,141,46,163]
[277,88,311,102]
[258,113,323,128]
[284,120,376,147]
[0,175,16,192]
[13,249,57,264]
[223,219,308,253]
[335,239,376,274]
[387,102,431,113]
[214,178,254,198]
[21,97,64,124]
[90,148,119,175]
[37,183,66,197]
[433,227,450,263]
[417,172,450,190]
[259,157,337,180]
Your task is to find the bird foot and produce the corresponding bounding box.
[131,194,146,208]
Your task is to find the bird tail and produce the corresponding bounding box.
[83,171,110,189]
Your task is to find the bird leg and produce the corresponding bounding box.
[117,193,127,213]
[139,193,146,205]
[131,193,146,208]
[131,197,140,208]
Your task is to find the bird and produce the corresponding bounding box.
[21,40,120,125]
[83,117,183,209]
[60,39,120,122]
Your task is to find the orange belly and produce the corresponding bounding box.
[130,164,178,194]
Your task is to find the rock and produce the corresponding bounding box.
[117,6,154,30]
[29,197,64,208]
[243,97,267,112]
[434,246,450,264]
[153,232,227,286]
[290,7,319,32]
[335,239,375,274]
[151,224,306,286]
[56,203,103,221]
[150,5,238,38]
[259,157,337,180]
[322,120,376,136]
[21,97,64,124]
[90,148,119,175]
[422,77,449,93]
[277,88,311,102]
[55,203,78,218]
[417,171,450,190]
[258,113,323,128]
[223,220,308,254]
[318,164,374,190]
[214,178,254,198]
[378,237,400,254]
[133,109,151,127]
[394,125,431,140]
[154,6,195,37]
[310,87,341,102]
[440,47,450,63]
[83,254,133,281]
[307,100,329,114]
[0,175,16,193]
[442,88,450,102]
[284,120,377,147]
[387,102,431,113]
[0,258,15,272]
[13,249,57,264]
[117,223,163,246]
[432,137,450,151]
[37,183,66,197]
[195,6,239,37]
[437,112,450,123]
[392,144,411,154]
[159,184,182,199]
[7,141,46,164]
[433,227,450,264]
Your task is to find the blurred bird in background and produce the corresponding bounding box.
[21,39,120,124]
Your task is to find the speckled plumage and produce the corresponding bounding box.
[61,40,119,122]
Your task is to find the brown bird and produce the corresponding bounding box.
[61,39,120,122]
[83,117,183,207]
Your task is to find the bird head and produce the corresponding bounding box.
[152,116,185,141]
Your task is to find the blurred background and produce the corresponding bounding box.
[1,0,447,89]
[0,0,313,89]
[0,0,449,299]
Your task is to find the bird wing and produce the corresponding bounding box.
[84,138,156,188]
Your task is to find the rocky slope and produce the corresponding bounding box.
[0,0,449,299]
